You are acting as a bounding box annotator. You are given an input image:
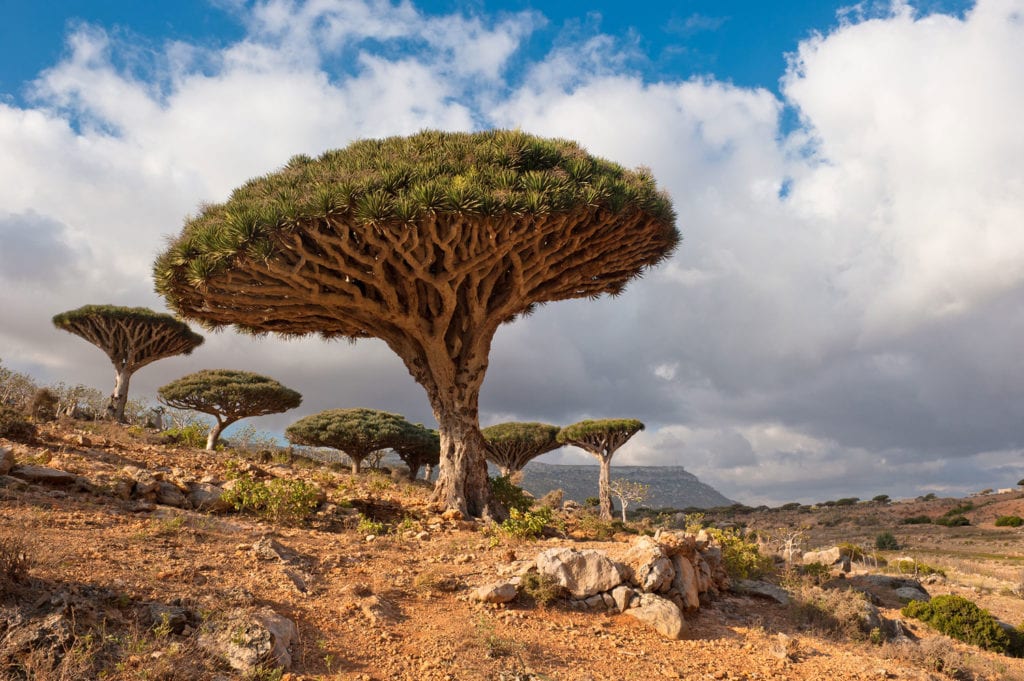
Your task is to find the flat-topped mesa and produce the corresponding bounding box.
[154,129,679,517]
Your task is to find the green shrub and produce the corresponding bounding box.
[834,497,859,507]
[356,514,388,536]
[499,506,553,540]
[778,502,802,511]
[875,532,899,550]
[520,572,565,607]
[802,561,832,585]
[902,515,932,525]
[942,502,974,517]
[902,595,1022,656]
[995,515,1024,527]
[838,542,864,561]
[221,475,321,523]
[490,475,533,513]
[704,527,773,580]
[892,558,946,578]
[935,515,969,527]
[584,496,600,508]
[161,423,210,449]
[872,494,891,504]
[0,406,36,441]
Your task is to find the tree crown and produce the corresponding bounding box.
[285,408,422,459]
[153,129,679,338]
[158,369,301,421]
[482,421,561,447]
[557,418,645,444]
[52,304,203,365]
[392,424,441,467]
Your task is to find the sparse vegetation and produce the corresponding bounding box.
[704,527,773,580]
[0,533,32,593]
[499,507,555,540]
[490,475,534,514]
[0,405,36,440]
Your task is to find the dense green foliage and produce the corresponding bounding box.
[490,475,534,513]
[935,514,969,527]
[499,507,554,540]
[703,527,773,580]
[391,424,440,479]
[995,515,1024,527]
[221,475,321,523]
[902,595,1023,656]
[0,406,35,441]
[872,494,891,503]
[902,515,933,525]
[482,422,560,448]
[154,129,677,302]
[875,531,899,550]
[159,370,301,448]
[161,423,211,449]
[556,418,644,445]
[285,408,423,473]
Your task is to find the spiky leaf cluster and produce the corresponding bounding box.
[157,370,301,423]
[285,408,423,462]
[153,129,679,336]
[482,422,562,474]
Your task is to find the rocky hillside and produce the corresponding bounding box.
[2,420,1024,680]
[518,463,733,509]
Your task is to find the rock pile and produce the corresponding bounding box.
[473,530,731,639]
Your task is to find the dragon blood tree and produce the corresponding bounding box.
[392,425,440,480]
[482,422,562,477]
[158,369,302,450]
[53,305,204,422]
[558,419,645,520]
[285,408,423,475]
[154,129,678,517]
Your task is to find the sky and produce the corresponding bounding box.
[1,0,1022,505]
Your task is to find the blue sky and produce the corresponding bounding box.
[1,0,1022,505]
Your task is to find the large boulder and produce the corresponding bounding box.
[186,482,231,512]
[622,536,675,593]
[671,554,701,610]
[209,608,298,672]
[9,465,78,487]
[624,593,686,639]
[802,547,842,566]
[535,548,625,599]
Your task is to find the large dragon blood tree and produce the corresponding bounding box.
[154,129,678,517]
[53,305,204,422]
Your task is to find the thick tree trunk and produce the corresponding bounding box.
[407,463,421,481]
[105,368,132,423]
[599,456,613,521]
[351,458,361,476]
[432,409,495,519]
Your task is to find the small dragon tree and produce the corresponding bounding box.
[154,130,678,517]
[482,422,562,477]
[52,305,204,422]
[285,408,421,475]
[558,419,645,520]
[392,424,440,480]
[608,478,650,523]
[157,369,302,450]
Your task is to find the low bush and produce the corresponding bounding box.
[902,515,932,525]
[27,388,58,421]
[891,558,946,578]
[520,572,565,607]
[499,506,553,540]
[0,406,36,441]
[872,494,891,504]
[704,527,773,580]
[995,515,1023,527]
[161,423,210,449]
[0,534,32,594]
[934,515,969,527]
[221,475,321,523]
[902,594,1023,656]
[490,475,533,513]
[788,583,879,640]
[875,532,899,550]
